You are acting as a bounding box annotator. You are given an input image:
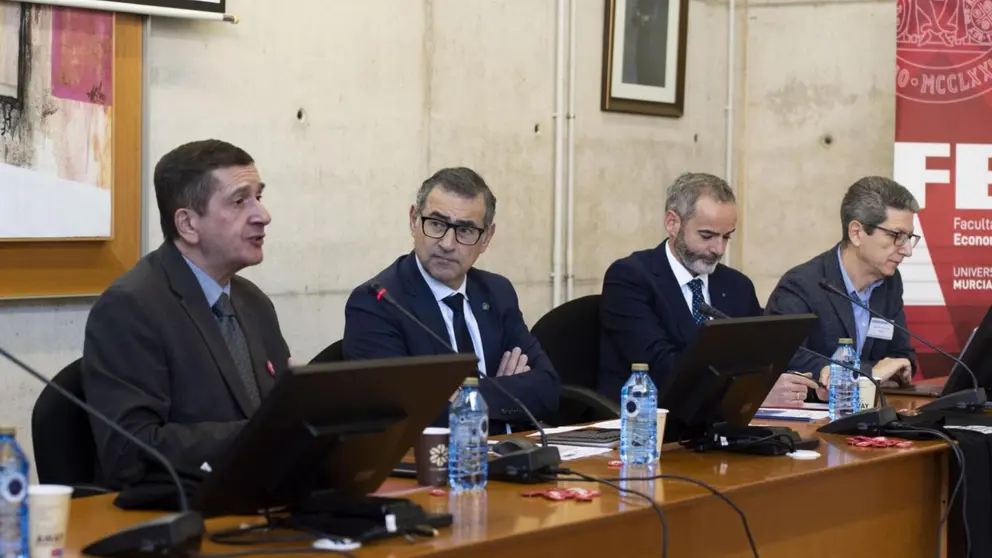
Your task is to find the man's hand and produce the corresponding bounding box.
[762,373,822,406]
[872,357,913,387]
[288,357,299,368]
[496,347,530,377]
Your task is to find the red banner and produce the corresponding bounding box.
[895,0,992,376]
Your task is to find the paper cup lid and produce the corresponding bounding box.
[28,485,73,495]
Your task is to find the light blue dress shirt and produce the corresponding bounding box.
[836,247,882,355]
[182,256,231,307]
[415,257,488,376]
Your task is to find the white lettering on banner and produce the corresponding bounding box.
[953,217,992,231]
[893,142,949,209]
[957,144,992,209]
[953,279,992,290]
[953,267,992,277]
[954,233,992,246]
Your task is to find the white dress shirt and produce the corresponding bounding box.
[665,239,711,312]
[415,257,488,376]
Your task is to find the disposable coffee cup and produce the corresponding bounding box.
[414,427,450,487]
[858,377,879,411]
[28,484,73,558]
[656,409,669,455]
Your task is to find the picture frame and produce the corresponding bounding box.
[601,0,689,118]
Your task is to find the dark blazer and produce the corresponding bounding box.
[764,244,916,380]
[598,241,762,400]
[342,253,560,426]
[81,242,291,489]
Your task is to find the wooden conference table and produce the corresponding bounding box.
[65,394,952,558]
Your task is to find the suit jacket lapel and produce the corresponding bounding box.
[466,276,500,376]
[862,283,887,358]
[159,242,255,418]
[651,241,696,341]
[823,246,857,341]
[231,289,275,399]
[400,254,455,355]
[709,270,732,317]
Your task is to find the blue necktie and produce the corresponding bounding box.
[688,278,706,325]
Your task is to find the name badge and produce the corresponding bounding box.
[867,318,894,341]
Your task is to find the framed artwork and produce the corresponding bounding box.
[601,0,689,117]
[0,4,142,298]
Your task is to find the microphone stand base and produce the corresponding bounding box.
[817,406,899,436]
[489,446,562,484]
[81,511,204,558]
[916,388,987,414]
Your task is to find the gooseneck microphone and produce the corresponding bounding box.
[818,279,987,413]
[367,280,561,483]
[696,302,899,434]
[0,345,204,558]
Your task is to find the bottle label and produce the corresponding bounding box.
[0,471,26,504]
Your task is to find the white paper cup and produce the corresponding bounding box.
[858,377,879,411]
[656,409,669,455]
[28,484,73,558]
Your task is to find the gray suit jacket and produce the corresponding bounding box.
[764,244,916,380]
[81,242,291,489]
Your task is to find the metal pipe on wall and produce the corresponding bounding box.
[565,0,576,303]
[552,0,568,308]
[724,0,737,268]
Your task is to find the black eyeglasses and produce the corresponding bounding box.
[872,224,920,248]
[419,216,487,246]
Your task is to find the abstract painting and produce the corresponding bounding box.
[0,2,113,240]
[601,0,689,117]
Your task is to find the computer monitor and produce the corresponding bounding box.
[189,353,477,518]
[657,314,818,450]
[938,305,992,397]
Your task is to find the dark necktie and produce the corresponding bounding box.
[441,293,476,355]
[212,293,262,409]
[688,277,706,325]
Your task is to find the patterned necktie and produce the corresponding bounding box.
[212,293,262,409]
[688,277,706,325]
[441,293,476,355]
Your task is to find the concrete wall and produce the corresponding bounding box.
[738,0,897,301]
[0,0,897,470]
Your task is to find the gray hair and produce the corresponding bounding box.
[840,176,919,244]
[665,172,736,221]
[415,167,497,227]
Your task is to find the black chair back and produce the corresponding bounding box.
[310,339,344,364]
[532,295,602,389]
[532,295,618,424]
[31,359,101,490]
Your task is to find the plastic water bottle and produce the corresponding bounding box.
[448,378,488,492]
[0,426,29,558]
[828,338,861,421]
[620,363,658,464]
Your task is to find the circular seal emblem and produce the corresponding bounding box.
[896,0,992,103]
[0,472,26,504]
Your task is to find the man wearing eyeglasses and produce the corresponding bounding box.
[766,176,920,398]
[342,167,559,429]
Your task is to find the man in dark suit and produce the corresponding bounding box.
[82,139,291,489]
[598,172,820,405]
[766,176,919,396]
[343,167,559,430]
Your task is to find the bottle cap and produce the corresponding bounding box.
[0,426,15,436]
[838,338,854,345]
[463,377,479,387]
[631,363,649,372]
